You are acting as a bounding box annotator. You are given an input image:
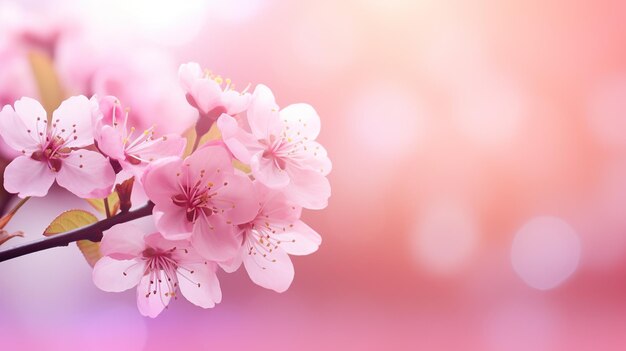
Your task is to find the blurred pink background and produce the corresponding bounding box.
[2,0,626,350]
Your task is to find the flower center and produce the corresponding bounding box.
[260,135,288,170]
[30,134,70,172]
[171,185,214,223]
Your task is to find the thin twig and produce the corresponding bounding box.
[103,197,111,218]
[0,202,154,263]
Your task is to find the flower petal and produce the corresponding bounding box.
[191,217,241,262]
[280,103,321,141]
[52,95,97,148]
[142,157,184,205]
[184,144,233,184]
[0,100,42,153]
[128,133,186,162]
[243,244,294,293]
[136,273,171,318]
[284,166,331,210]
[222,90,251,115]
[55,149,115,198]
[92,257,144,292]
[178,62,203,93]
[213,172,259,224]
[278,220,322,256]
[299,141,332,176]
[247,84,283,139]
[153,207,193,240]
[100,222,147,259]
[250,151,291,189]
[177,262,222,308]
[97,124,125,160]
[4,156,55,198]
[217,113,261,164]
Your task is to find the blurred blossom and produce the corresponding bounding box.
[346,82,425,161]
[412,200,480,275]
[511,216,581,290]
[452,74,527,147]
[55,37,196,135]
[291,4,361,73]
[77,0,209,47]
[586,74,626,148]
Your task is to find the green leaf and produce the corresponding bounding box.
[86,192,120,217]
[43,210,102,267]
[76,240,102,267]
[43,210,99,236]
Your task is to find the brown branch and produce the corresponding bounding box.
[0,202,154,263]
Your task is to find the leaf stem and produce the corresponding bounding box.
[103,197,111,218]
[0,196,31,229]
[0,201,154,263]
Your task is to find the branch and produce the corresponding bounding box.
[0,201,154,263]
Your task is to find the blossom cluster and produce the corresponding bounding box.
[0,62,331,317]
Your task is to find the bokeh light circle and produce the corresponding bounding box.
[511,216,581,290]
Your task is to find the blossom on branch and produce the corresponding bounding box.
[93,222,222,318]
[0,95,115,198]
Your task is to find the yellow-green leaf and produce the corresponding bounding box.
[44,210,99,236]
[233,159,251,174]
[76,240,102,267]
[86,192,120,217]
[43,210,102,267]
[183,123,222,157]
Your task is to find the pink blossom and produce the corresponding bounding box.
[142,145,259,261]
[0,96,115,198]
[218,84,332,209]
[93,222,222,318]
[224,183,322,292]
[56,40,197,135]
[94,96,186,178]
[179,62,251,123]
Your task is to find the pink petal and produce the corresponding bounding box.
[218,252,243,273]
[153,208,193,240]
[4,156,55,197]
[178,62,203,92]
[100,222,147,259]
[191,217,241,262]
[255,182,302,221]
[284,166,331,210]
[0,100,41,153]
[136,273,171,318]
[97,124,125,160]
[92,257,145,292]
[192,78,222,115]
[184,145,234,183]
[142,157,183,205]
[52,95,97,148]
[177,262,222,308]
[126,133,186,164]
[243,244,294,293]
[250,151,291,188]
[280,103,321,141]
[214,172,259,224]
[217,113,261,164]
[298,141,332,176]
[278,220,322,255]
[247,84,283,139]
[222,90,251,115]
[55,149,115,198]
